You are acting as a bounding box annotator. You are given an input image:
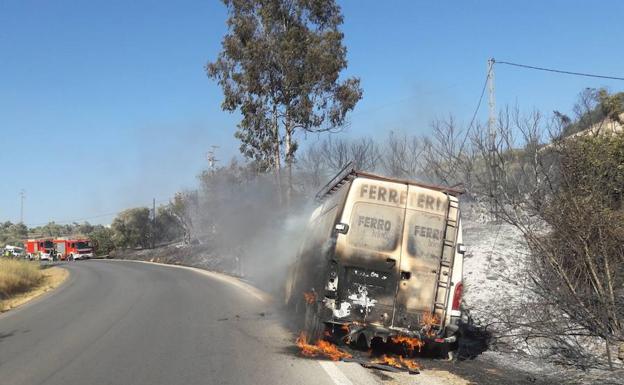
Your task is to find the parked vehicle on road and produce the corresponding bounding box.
[285,164,465,351]
[24,239,55,261]
[3,245,25,258]
[54,238,95,260]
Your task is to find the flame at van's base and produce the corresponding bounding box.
[295,328,423,373]
[372,354,420,372]
[303,291,317,304]
[295,332,352,361]
[390,335,424,354]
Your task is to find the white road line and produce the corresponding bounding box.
[318,361,355,385]
[102,259,270,302]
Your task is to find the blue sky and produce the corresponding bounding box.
[1,0,623,225]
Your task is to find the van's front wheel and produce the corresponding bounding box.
[303,301,324,343]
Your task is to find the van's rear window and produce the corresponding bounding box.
[347,203,403,252]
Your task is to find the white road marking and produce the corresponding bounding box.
[102,259,270,302]
[318,361,355,385]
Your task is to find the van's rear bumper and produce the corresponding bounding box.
[327,319,459,347]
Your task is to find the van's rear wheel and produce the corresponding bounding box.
[303,301,324,343]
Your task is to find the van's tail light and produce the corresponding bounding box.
[452,282,463,311]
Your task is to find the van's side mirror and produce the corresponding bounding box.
[334,223,349,234]
[457,244,466,254]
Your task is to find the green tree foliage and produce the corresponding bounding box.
[560,89,624,137]
[164,192,196,244]
[88,226,115,255]
[111,208,151,249]
[154,207,185,244]
[0,222,28,247]
[207,0,362,192]
[534,133,624,344]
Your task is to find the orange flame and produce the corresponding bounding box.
[372,354,420,371]
[295,332,352,361]
[421,311,440,327]
[390,335,424,354]
[421,312,440,337]
[303,291,317,304]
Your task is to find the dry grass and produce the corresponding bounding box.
[0,258,44,300]
[1,266,68,312]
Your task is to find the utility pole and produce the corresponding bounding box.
[206,145,220,174]
[151,198,156,249]
[487,58,498,218]
[19,189,25,224]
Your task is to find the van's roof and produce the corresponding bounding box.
[316,162,464,201]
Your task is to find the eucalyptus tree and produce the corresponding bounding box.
[207,0,362,200]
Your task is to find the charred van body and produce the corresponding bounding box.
[285,164,465,349]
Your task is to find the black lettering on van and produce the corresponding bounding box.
[399,191,407,205]
[417,194,425,208]
[369,185,377,200]
[360,184,369,197]
[358,215,392,231]
[378,187,387,201]
[388,189,398,203]
[425,196,435,210]
[414,225,442,240]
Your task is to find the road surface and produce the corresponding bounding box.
[1,260,564,385]
[0,260,395,385]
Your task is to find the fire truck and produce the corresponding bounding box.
[54,238,95,260]
[24,239,55,261]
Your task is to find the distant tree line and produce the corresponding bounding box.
[0,204,185,255]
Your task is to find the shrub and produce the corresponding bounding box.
[0,258,44,300]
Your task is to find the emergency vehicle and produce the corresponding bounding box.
[54,238,95,260]
[3,245,24,258]
[24,239,55,261]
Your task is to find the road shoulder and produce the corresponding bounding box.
[0,266,69,313]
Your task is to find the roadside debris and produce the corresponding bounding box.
[344,355,420,374]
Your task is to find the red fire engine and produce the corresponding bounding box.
[24,239,55,261]
[54,238,95,260]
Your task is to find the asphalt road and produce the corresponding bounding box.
[0,260,387,385]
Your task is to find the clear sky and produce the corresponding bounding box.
[1,0,623,225]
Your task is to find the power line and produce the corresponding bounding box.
[25,198,172,227]
[349,84,459,118]
[494,59,624,81]
[456,69,489,157]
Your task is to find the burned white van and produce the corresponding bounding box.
[285,164,465,348]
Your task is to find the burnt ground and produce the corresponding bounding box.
[278,305,576,385]
[420,357,557,385]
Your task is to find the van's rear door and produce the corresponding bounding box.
[336,178,408,327]
[394,185,450,329]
